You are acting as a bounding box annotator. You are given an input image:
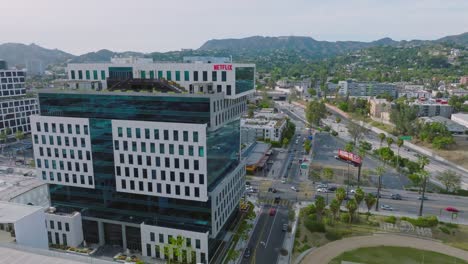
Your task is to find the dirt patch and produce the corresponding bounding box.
[413,140,468,170]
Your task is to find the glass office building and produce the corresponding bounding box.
[32,90,246,263]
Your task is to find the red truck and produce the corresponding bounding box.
[335,149,362,166]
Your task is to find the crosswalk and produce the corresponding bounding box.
[258,198,293,207]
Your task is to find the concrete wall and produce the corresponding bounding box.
[14,208,48,249]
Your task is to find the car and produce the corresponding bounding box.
[281,179,286,184]
[381,204,393,211]
[244,247,251,258]
[282,224,288,232]
[350,189,356,194]
[317,184,328,188]
[269,208,277,216]
[327,186,337,192]
[316,188,327,193]
[291,186,297,191]
[391,193,402,200]
[280,150,285,153]
[245,181,251,186]
[418,196,429,200]
[272,188,278,193]
[274,197,281,204]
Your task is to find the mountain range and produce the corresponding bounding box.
[0,32,467,69]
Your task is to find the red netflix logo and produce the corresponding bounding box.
[213,64,233,71]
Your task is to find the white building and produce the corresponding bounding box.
[451,113,468,129]
[45,208,84,247]
[0,63,39,135]
[241,118,286,143]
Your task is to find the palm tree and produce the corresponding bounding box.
[396,139,404,171]
[375,166,385,211]
[418,170,430,216]
[364,193,376,213]
[354,187,365,209]
[357,144,367,187]
[386,137,394,148]
[378,133,386,147]
[329,199,340,222]
[315,196,326,221]
[346,199,358,224]
[335,187,346,205]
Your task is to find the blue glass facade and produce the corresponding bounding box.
[235,67,254,94]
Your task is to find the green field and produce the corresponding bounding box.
[329,246,468,264]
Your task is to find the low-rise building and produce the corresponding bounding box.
[448,88,468,97]
[0,169,49,206]
[460,76,468,85]
[241,118,286,143]
[369,98,392,122]
[45,208,83,247]
[420,116,467,134]
[411,99,453,118]
[451,113,468,129]
[338,80,397,98]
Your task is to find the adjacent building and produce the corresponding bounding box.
[31,57,255,263]
[368,98,392,123]
[411,99,453,118]
[420,116,467,134]
[451,113,468,129]
[241,108,287,145]
[0,60,39,135]
[337,80,397,98]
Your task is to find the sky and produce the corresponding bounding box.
[1,0,467,55]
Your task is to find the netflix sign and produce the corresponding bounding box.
[213,64,233,71]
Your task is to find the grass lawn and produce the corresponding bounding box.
[329,246,468,264]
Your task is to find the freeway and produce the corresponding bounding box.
[281,101,468,189]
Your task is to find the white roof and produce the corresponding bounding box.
[0,173,45,202]
[0,201,43,223]
[452,113,468,121]
[0,247,96,264]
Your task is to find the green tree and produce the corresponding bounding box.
[354,187,365,208]
[336,117,341,123]
[321,168,334,181]
[0,131,7,153]
[315,196,326,222]
[378,133,386,147]
[356,143,368,187]
[364,193,376,213]
[346,199,358,224]
[15,130,25,142]
[417,155,430,170]
[282,138,289,147]
[375,166,385,211]
[344,141,355,152]
[386,137,394,148]
[396,139,404,170]
[436,170,461,192]
[329,199,340,222]
[305,100,326,126]
[417,170,430,216]
[347,122,368,145]
[335,187,346,205]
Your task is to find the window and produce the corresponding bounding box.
[121,179,127,189]
[178,145,184,155]
[166,71,172,81]
[65,223,69,232]
[52,123,56,133]
[203,71,208,81]
[148,182,153,192]
[141,142,146,152]
[189,146,194,156]
[55,233,60,244]
[163,130,169,140]
[221,71,227,82]
[185,186,190,196]
[175,71,180,81]
[141,71,146,79]
[195,187,200,197]
[180,172,185,182]
[217,85,222,93]
[50,220,54,229]
[154,129,159,139]
[101,70,106,80]
[158,71,163,79]
[183,131,188,142]
[227,85,232,95]
[149,70,154,79]
[70,70,76,80]
[159,233,164,243]
[155,157,161,167]
[118,127,123,137]
[174,158,179,168]
[85,70,90,80]
[127,128,132,138]
[159,144,165,154]
[93,70,98,80]
[130,180,135,190]
[194,160,199,170]
[169,144,174,154]
[58,221,62,231]
[152,170,157,179]
[199,146,204,157]
[193,71,198,81]
[184,71,190,81]
[166,184,171,194]
[196,239,201,249]
[175,185,180,195]
[132,141,137,151]
[59,124,64,133]
[139,181,144,191]
[165,158,170,167]
[145,128,150,139]
[136,128,141,138]
[150,143,156,153]
[157,183,162,193]
[146,244,152,257]
[189,173,194,183]
[78,70,83,80]
[123,141,128,151]
[212,71,217,82]
[67,124,72,134]
[199,174,205,184]
[173,130,178,141]
[193,131,199,142]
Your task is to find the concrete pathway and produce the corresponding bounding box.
[300,233,468,264]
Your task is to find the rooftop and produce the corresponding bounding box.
[0,201,43,223]
[0,169,44,202]
[420,116,467,133]
[0,246,109,264]
[452,113,468,122]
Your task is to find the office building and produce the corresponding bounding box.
[0,61,39,135]
[338,80,397,98]
[31,58,254,263]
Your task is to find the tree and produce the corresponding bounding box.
[344,141,355,152]
[0,131,7,153]
[396,139,404,170]
[354,187,365,208]
[378,133,386,147]
[347,122,368,145]
[346,199,358,224]
[436,170,461,192]
[418,170,430,216]
[417,155,430,170]
[335,187,346,205]
[375,166,385,211]
[305,100,326,126]
[364,193,376,213]
[15,130,25,142]
[329,199,340,222]
[321,168,334,181]
[356,144,368,187]
[336,117,341,123]
[282,138,289,147]
[386,137,394,148]
[315,196,326,221]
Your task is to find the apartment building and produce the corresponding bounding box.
[338,80,397,98]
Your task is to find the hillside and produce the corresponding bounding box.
[0,43,74,67]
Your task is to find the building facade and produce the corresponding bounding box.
[32,58,254,263]
[0,65,39,135]
[411,100,453,118]
[338,80,397,98]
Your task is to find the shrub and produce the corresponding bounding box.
[325,230,351,241]
[384,216,397,224]
[302,235,308,243]
[304,218,326,233]
[439,226,450,235]
[340,213,350,223]
[401,216,438,228]
[444,223,459,229]
[280,248,288,256]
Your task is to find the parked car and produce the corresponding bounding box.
[350,189,356,194]
[291,186,298,192]
[282,224,288,232]
[381,204,393,211]
[327,186,337,192]
[391,193,402,200]
[281,178,287,184]
[316,188,327,193]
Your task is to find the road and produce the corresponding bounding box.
[281,101,468,189]
[241,204,288,264]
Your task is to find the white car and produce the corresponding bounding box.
[316,188,327,193]
[381,204,393,211]
[350,189,356,194]
[281,179,286,184]
[291,186,298,192]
